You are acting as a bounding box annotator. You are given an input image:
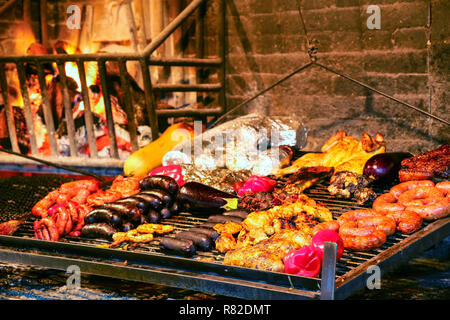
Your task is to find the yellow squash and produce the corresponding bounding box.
[124,122,195,177]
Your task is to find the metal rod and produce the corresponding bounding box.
[98,60,119,159]
[142,0,206,56]
[196,1,206,83]
[147,57,221,67]
[156,107,223,116]
[210,61,314,128]
[0,147,105,182]
[218,0,227,112]
[314,62,450,126]
[56,62,78,157]
[77,60,98,158]
[16,62,38,155]
[321,242,337,300]
[152,83,222,92]
[40,0,49,47]
[118,59,139,152]
[140,57,159,141]
[35,61,58,156]
[0,0,18,17]
[0,63,20,153]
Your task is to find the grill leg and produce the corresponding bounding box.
[320,241,337,300]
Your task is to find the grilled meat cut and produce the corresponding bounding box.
[273,131,385,176]
[328,171,376,205]
[398,144,450,182]
[223,229,312,272]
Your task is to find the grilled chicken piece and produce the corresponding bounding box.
[274,131,385,176]
[213,221,242,235]
[215,233,237,253]
[242,194,332,236]
[223,229,312,272]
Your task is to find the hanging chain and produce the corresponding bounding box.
[295,0,318,61]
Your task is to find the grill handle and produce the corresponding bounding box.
[320,241,337,300]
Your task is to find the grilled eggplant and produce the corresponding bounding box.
[177,182,238,214]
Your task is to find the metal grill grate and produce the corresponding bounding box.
[3,174,422,281]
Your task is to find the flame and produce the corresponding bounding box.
[13,23,36,55]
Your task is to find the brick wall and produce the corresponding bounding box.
[220,0,449,153]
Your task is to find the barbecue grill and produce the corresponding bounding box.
[0,173,448,300]
[0,0,448,301]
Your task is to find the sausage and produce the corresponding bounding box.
[100,202,143,217]
[140,189,173,207]
[199,222,220,229]
[160,237,196,256]
[222,210,249,219]
[116,197,148,211]
[139,175,179,195]
[122,221,134,232]
[130,193,163,211]
[207,214,243,224]
[174,231,212,251]
[160,207,172,219]
[188,227,219,241]
[146,209,161,223]
[169,201,180,214]
[80,223,117,240]
[84,208,122,227]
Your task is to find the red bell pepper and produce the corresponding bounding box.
[237,175,277,196]
[312,230,344,262]
[283,245,322,278]
[149,165,185,186]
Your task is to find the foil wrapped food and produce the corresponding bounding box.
[164,114,307,175]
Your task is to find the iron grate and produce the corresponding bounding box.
[3,173,426,282]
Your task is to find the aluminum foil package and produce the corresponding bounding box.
[163,114,307,175]
[180,164,252,193]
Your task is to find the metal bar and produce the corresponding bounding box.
[140,57,159,141]
[118,59,139,152]
[320,242,337,300]
[35,61,58,156]
[0,235,321,299]
[56,62,78,157]
[147,57,221,67]
[0,0,18,17]
[76,60,98,158]
[40,0,49,47]
[97,60,119,159]
[124,0,139,52]
[210,61,314,128]
[16,62,38,155]
[314,62,450,126]
[0,55,221,67]
[196,1,206,83]
[0,147,106,181]
[0,63,20,153]
[152,83,222,92]
[156,107,223,116]
[218,0,227,112]
[0,53,142,63]
[0,248,318,300]
[143,0,206,56]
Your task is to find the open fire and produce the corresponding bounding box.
[1,40,146,159]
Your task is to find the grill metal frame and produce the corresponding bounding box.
[0,175,448,300]
[0,0,225,167]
